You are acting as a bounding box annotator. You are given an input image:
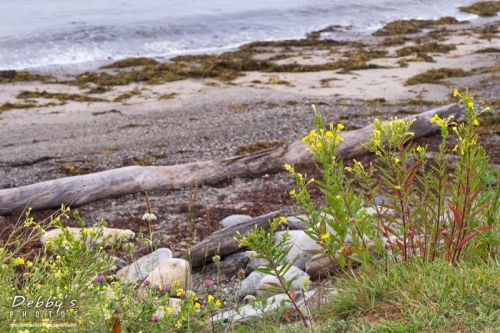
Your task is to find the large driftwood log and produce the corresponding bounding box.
[0,103,464,214]
[185,211,282,267]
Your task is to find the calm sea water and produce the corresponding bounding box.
[0,0,480,71]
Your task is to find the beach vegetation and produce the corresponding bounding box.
[101,57,159,69]
[158,92,178,100]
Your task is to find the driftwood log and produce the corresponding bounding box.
[184,210,282,267]
[0,103,464,214]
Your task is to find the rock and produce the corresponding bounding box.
[145,258,192,290]
[305,254,341,280]
[113,256,129,270]
[205,251,249,278]
[116,248,173,283]
[274,230,323,271]
[213,290,316,324]
[283,215,309,230]
[220,214,253,228]
[256,266,310,297]
[41,227,135,249]
[236,270,266,300]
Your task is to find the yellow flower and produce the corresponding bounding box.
[321,233,331,240]
[375,151,381,156]
[394,158,400,164]
[325,131,333,137]
[453,89,459,97]
[467,102,474,109]
[279,216,287,224]
[289,189,296,196]
[473,119,479,126]
[316,142,323,148]
[335,135,343,143]
[166,306,175,315]
[373,139,381,147]
[14,258,25,266]
[176,288,184,297]
[483,106,491,112]
[207,295,214,303]
[337,124,345,130]
[429,114,439,124]
[194,302,200,309]
[1,264,8,270]
[26,261,33,268]
[309,129,317,137]
[215,299,222,307]
[53,270,62,279]
[283,164,292,171]
[394,186,401,190]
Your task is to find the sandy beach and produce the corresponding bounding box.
[1,16,500,259]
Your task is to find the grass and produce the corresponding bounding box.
[317,258,500,332]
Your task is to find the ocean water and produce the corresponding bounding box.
[0,0,481,71]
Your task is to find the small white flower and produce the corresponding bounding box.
[142,213,157,222]
[118,230,136,242]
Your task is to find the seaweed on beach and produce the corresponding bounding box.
[404,68,469,85]
[396,42,456,57]
[16,90,108,102]
[113,88,141,102]
[101,57,159,69]
[0,70,52,84]
[459,1,500,17]
[373,17,465,36]
[72,44,388,86]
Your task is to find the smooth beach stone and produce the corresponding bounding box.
[274,230,323,271]
[235,270,266,300]
[256,266,310,297]
[113,256,129,270]
[283,215,309,230]
[144,258,192,290]
[116,248,173,283]
[213,290,316,324]
[305,253,342,280]
[40,227,135,248]
[220,214,253,228]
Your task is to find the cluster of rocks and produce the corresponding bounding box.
[38,211,383,323]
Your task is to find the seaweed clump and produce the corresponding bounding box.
[373,17,463,36]
[404,68,469,85]
[101,57,159,69]
[396,42,456,57]
[0,70,51,84]
[113,88,141,102]
[16,90,107,102]
[72,40,388,86]
[459,1,500,17]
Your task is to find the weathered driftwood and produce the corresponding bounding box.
[184,210,282,267]
[0,103,464,214]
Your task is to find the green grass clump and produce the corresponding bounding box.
[321,259,500,332]
[459,1,500,17]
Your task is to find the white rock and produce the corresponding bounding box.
[213,290,316,324]
[116,248,173,283]
[145,258,191,290]
[220,214,253,228]
[256,266,310,297]
[236,270,266,300]
[274,230,323,270]
[41,227,135,249]
[305,253,341,280]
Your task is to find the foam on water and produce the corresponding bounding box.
[0,0,485,71]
